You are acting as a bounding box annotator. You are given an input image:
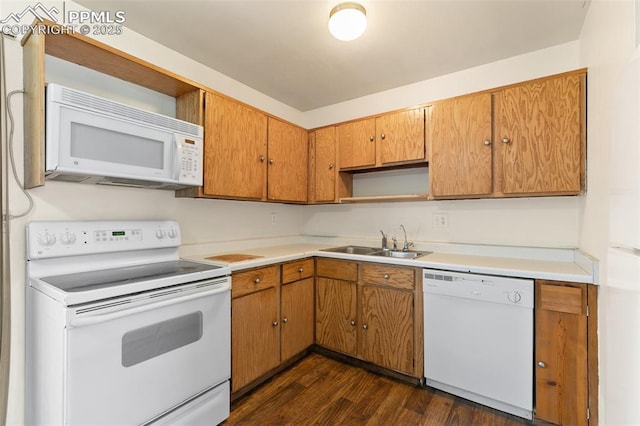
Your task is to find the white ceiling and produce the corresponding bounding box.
[76,0,590,111]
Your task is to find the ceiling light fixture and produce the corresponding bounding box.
[328,2,367,41]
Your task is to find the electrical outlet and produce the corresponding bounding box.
[271,213,277,225]
[433,213,449,229]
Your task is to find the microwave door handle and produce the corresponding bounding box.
[173,134,182,181]
[68,280,230,328]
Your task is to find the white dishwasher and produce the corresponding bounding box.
[423,269,533,420]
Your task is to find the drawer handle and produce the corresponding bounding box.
[272,321,279,327]
[254,278,261,284]
[298,267,304,273]
[383,274,390,280]
[537,361,546,368]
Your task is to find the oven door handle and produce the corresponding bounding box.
[68,280,230,328]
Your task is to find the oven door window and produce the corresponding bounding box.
[122,311,203,367]
[65,289,230,425]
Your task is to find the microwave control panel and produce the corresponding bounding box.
[176,134,203,186]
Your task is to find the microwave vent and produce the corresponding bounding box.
[45,173,90,183]
[58,87,201,136]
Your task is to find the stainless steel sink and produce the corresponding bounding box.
[370,250,431,259]
[321,245,381,255]
[321,246,431,259]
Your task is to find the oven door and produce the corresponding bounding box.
[64,278,230,425]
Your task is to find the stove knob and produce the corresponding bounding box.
[38,232,56,246]
[61,232,77,245]
[167,228,177,239]
[155,228,165,239]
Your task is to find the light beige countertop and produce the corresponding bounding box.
[183,240,597,284]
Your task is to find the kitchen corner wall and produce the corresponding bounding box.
[302,41,583,248]
[577,0,638,424]
[303,197,581,248]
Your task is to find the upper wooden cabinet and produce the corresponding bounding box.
[495,72,585,195]
[267,118,308,203]
[429,71,586,199]
[203,93,268,200]
[200,96,307,203]
[308,127,353,203]
[337,119,376,169]
[429,93,493,197]
[338,109,426,170]
[377,108,426,165]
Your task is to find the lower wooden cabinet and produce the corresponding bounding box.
[535,280,598,425]
[231,260,315,394]
[281,259,315,361]
[231,285,279,392]
[231,266,280,392]
[359,284,414,373]
[315,258,422,377]
[316,276,358,355]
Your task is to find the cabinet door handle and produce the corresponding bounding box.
[369,136,374,142]
[282,317,288,324]
[350,320,356,326]
[269,159,275,164]
[380,133,386,140]
[254,278,261,284]
[298,267,304,273]
[259,155,265,162]
[362,324,368,330]
[383,274,390,280]
[484,140,491,146]
[502,137,511,144]
[537,361,546,368]
[272,321,279,327]
[328,163,334,170]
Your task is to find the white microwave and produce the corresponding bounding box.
[45,84,204,190]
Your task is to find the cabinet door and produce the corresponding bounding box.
[429,94,493,197]
[312,127,337,202]
[337,118,376,169]
[359,285,414,374]
[267,118,308,202]
[203,93,267,199]
[281,278,315,361]
[377,109,425,165]
[535,281,588,425]
[495,73,584,195]
[315,277,357,355]
[231,288,280,392]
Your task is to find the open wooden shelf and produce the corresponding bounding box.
[339,194,430,203]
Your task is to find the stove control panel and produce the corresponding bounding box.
[26,220,181,259]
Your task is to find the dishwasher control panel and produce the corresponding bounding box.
[423,269,533,308]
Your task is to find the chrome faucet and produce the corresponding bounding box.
[379,230,388,250]
[400,224,413,252]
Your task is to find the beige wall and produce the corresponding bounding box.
[2,1,595,424]
[577,0,638,423]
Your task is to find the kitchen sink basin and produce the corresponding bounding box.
[371,250,431,259]
[321,245,381,255]
[321,246,431,259]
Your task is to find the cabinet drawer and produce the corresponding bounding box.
[538,281,586,315]
[360,263,415,290]
[282,258,315,284]
[232,266,279,298]
[316,258,358,281]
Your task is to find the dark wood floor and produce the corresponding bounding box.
[226,353,531,425]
